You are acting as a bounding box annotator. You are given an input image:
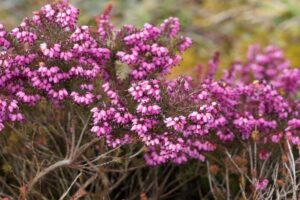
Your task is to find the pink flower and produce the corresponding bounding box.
[259,150,270,160]
[255,179,269,190]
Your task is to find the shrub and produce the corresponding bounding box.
[0,1,300,199]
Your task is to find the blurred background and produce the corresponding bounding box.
[1,0,300,78]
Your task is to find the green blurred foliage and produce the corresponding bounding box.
[1,0,300,76]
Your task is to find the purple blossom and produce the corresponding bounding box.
[255,178,269,190]
[1,1,300,167]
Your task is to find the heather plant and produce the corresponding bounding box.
[1,1,300,200]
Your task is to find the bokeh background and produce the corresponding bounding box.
[1,0,300,78]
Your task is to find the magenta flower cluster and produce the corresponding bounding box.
[1,1,300,166]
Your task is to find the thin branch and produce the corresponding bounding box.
[59,172,82,200]
[27,159,72,194]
